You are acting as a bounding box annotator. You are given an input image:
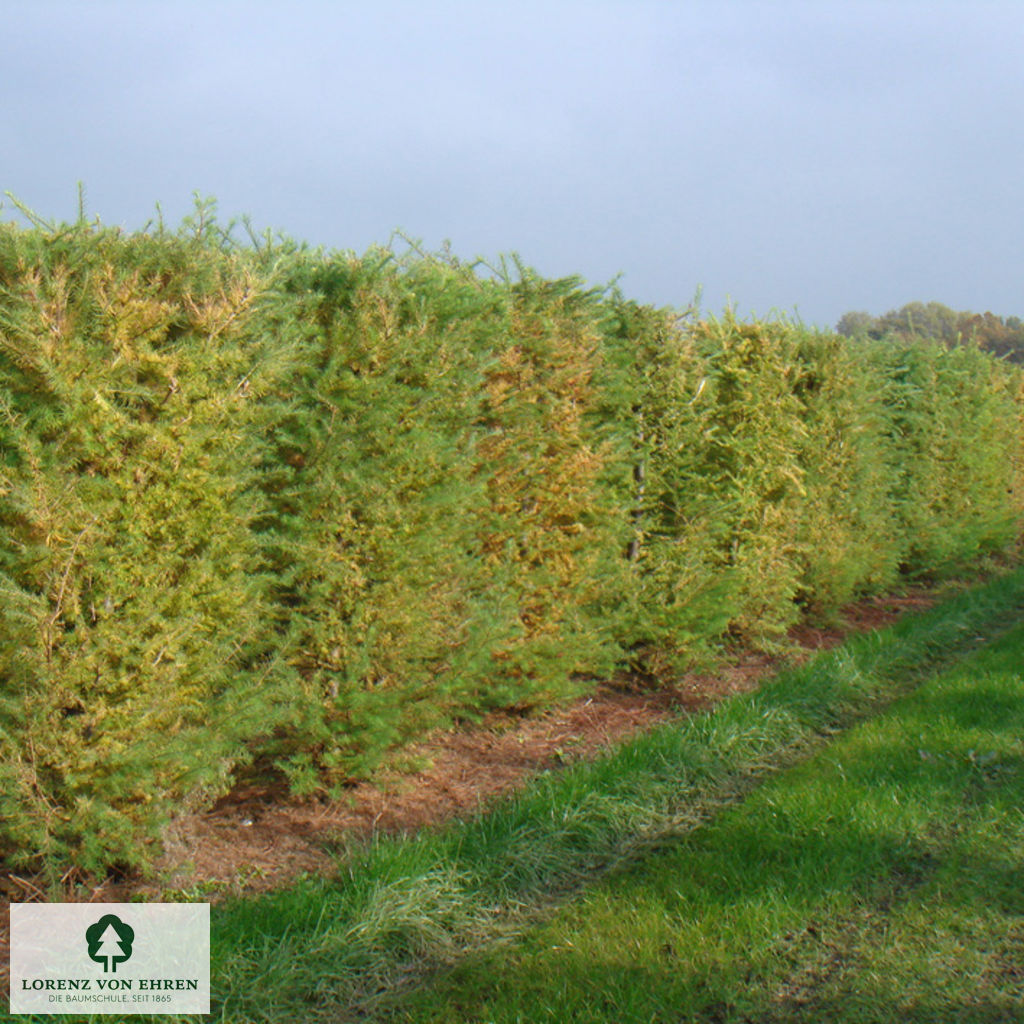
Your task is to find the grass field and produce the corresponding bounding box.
[394,615,1024,1022]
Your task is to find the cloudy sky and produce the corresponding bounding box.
[3,1,1022,327]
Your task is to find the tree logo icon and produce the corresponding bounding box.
[85,914,135,973]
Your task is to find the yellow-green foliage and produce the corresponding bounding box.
[787,330,899,608]
[0,208,1021,875]
[596,300,738,673]
[476,274,623,700]
[0,221,298,871]
[865,338,1022,570]
[690,316,812,637]
[248,251,506,781]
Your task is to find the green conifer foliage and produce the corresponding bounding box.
[0,205,1021,876]
[474,273,623,706]
[594,299,736,675]
[0,218,294,872]
[687,316,811,640]
[789,328,900,610]
[248,248,511,782]
[866,338,1022,572]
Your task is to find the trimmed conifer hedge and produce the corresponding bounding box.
[1,205,1021,874]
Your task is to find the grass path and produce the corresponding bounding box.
[394,618,1024,1023]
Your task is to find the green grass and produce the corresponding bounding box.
[11,568,1024,1023]
[394,616,1024,1022]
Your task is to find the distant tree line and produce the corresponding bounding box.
[836,301,1024,364]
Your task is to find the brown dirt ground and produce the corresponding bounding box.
[0,588,936,977]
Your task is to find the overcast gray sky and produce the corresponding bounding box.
[4,1,1022,327]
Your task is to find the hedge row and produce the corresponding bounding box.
[1,208,1021,874]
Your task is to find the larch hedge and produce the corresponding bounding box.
[1,204,1020,875]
